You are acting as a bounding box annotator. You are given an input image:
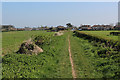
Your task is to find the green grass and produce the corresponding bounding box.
[71,31,120,78]
[2,31,54,55]
[2,30,120,78]
[2,31,72,78]
[70,32,103,78]
[79,30,119,41]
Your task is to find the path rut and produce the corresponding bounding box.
[68,35,77,79]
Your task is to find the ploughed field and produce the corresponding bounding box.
[2,30,120,79]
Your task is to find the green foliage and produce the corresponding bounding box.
[70,32,103,78]
[33,35,52,46]
[2,31,72,78]
[2,30,120,78]
[74,31,120,78]
[66,23,73,27]
[2,31,54,55]
[78,30,118,41]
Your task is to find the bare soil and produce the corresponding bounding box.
[68,35,77,79]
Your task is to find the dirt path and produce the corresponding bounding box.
[68,35,77,79]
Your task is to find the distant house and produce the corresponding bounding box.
[104,25,113,30]
[32,28,39,31]
[2,25,17,32]
[91,25,113,30]
[24,27,32,31]
[79,25,91,30]
[57,26,66,31]
[17,28,25,31]
[81,25,90,27]
[9,27,17,31]
[2,25,14,29]
[92,25,104,30]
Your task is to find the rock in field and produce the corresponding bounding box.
[16,38,43,55]
[54,31,63,36]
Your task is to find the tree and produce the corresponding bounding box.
[66,23,73,28]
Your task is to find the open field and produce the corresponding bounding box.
[2,1,119,79]
[2,31,72,78]
[2,31,54,55]
[2,30,120,78]
[78,31,119,41]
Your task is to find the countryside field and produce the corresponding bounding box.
[78,31,119,41]
[2,30,120,78]
[2,31,54,55]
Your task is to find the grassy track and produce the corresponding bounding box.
[70,31,120,78]
[69,31,103,78]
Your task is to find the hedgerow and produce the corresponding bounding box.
[74,31,120,78]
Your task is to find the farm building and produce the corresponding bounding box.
[92,25,113,30]
[24,27,32,31]
[32,28,40,31]
[2,25,14,29]
[2,25,17,32]
[78,24,114,31]
[17,28,25,31]
[101,25,113,30]
[56,26,66,31]
[92,25,105,30]
[79,25,92,30]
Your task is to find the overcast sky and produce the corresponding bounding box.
[2,2,118,28]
